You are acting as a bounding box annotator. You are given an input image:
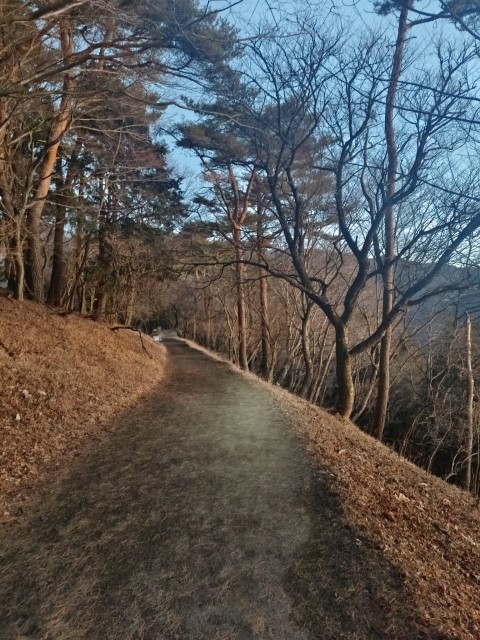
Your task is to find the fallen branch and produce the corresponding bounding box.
[110,326,153,359]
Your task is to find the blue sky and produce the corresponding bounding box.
[165,0,461,195]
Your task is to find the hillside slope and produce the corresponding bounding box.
[1,303,479,638]
[277,378,480,639]
[0,298,166,516]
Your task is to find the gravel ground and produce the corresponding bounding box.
[0,340,436,639]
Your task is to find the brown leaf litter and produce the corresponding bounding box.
[277,391,480,639]
[0,297,166,519]
[1,308,479,639]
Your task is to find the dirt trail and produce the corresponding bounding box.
[0,341,441,639]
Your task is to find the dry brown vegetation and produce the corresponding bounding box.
[0,297,166,518]
[2,300,480,638]
[277,391,480,639]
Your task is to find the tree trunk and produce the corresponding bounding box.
[5,219,25,301]
[25,19,73,303]
[47,146,79,306]
[352,350,379,423]
[125,281,136,326]
[259,270,271,380]
[24,207,46,302]
[300,301,313,398]
[257,214,272,380]
[202,287,213,348]
[80,285,87,315]
[372,0,412,440]
[94,180,109,322]
[335,323,355,419]
[312,341,336,405]
[13,224,25,302]
[95,223,109,321]
[465,313,474,492]
[234,225,248,370]
[96,289,108,321]
[46,199,66,306]
[0,100,24,300]
[373,328,392,439]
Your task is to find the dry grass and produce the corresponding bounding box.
[0,298,166,518]
[2,313,480,638]
[275,389,480,639]
[0,340,444,639]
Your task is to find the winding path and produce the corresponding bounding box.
[0,340,425,639]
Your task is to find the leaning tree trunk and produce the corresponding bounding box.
[372,0,412,440]
[25,19,73,303]
[465,313,474,492]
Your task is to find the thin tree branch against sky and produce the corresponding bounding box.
[170,0,480,426]
[167,0,468,181]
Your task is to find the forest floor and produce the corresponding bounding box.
[0,301,479,638]
[0,297,167,517]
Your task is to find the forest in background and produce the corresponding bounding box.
[2,0,480,496]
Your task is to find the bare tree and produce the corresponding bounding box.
[189,10,480,422]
